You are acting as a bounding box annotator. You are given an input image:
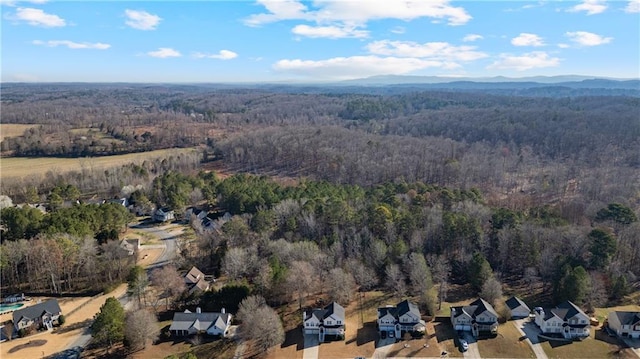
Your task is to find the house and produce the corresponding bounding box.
[184,266,210,294]
[450,298,499,337]
[377,300,426,338]
[303,302,345,342]
[608,311,640,339]
[3,293,25,303]
[505,296,531,319]
[169,307,232,337]
[185,207,208,223]
[119,238,140,256]
[154,207,175,222]
[534,301,590,340]
[108,197,129,207]
[12,299,62,332]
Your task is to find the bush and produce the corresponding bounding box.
[58,314,66,325]
[18,328,26,338]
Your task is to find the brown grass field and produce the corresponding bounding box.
[0,124,38,141]
[0,148,197,180]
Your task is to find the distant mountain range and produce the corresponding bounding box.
[340,74,639,86]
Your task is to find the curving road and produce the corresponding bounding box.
[64,221,179,352]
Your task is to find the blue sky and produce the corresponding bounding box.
[2,0,639,82]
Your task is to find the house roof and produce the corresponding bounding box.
[185,266,206,285]
[553,301,586,321]
[169,311,231,332]
[505,296,530,312]
[12,299,62,323]
[396,300,421,318]
[304,302,345,322]
[451,298,498,319]
[611,311,640,326]
[378,306,398,319]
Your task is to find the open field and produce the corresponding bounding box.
[0,124,38,141]
[0,147,197,180]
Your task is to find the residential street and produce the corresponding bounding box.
[513,319,549,359]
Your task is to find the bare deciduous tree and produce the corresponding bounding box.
[150,265,186,311]
[124,309,159,351]
[480,276,503,306]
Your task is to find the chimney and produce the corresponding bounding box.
[196,307,202,313]
[221,307,225,314]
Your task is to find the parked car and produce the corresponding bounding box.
[389,331,395,338]
[460,339,469,352]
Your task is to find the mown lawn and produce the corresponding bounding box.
[477,322,536,358]
[540,328,634,359]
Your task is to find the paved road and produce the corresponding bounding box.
[513,319,549,359]
[303,334,320,359]
[131,223,179,269]
[64,222,178,352]
[372,336,396,359]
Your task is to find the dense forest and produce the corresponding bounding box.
[1,82,639,314]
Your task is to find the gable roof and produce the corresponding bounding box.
[304,302,345,322]
[611,311,640,326]
[396,300,421,318]
[169,311,231,332]
[378,306,398,319]
[553,301,586,321]
[452,298,498,319]
[505,296,530,311]
[12,299,62,323]
[185,266,206,285]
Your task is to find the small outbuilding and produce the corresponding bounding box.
[505,296,531,319]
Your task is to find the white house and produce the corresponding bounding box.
[608,311,640,339]
[534,301,590,340]
[303,302,345,342]
[12,299,62,332]
[169,308,232,337]
[505,296,531,319]
[450,298,499,337]
[377,300,426,338]
[154,207,175,222]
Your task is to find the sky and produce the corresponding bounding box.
[1,0,639,82]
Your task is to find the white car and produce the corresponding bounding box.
[460,339,469,352]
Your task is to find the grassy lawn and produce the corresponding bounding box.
[431,320,464,357]
[0,124,38,141]
[478,322,536,358]
[540,327,634,359]
[0,148,197,180]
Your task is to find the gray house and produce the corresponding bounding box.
[12,299,62,332]
[303,302,346,342]
[169,308,232,337]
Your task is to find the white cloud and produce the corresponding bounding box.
[367,40,488,62]
[511,33,545,47]
[192,50,238,60]
[488,51,561,71]
[32,40,110,49]
[568,0,607,15]
[245,0,471,27]
[273,56,459,79]
[0,0,48,7]
[565,31,612,46]
[390,26,405,34]
[462,34,483,42]
[124,9,161,30]
[557,43,570,48]
[291,24,368,38]
[147,48,181,58]
[625,0,640,13]
[13,7,65,27]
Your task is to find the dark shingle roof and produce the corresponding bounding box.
[452,298,499,319]
[554,301,585,320]
[612,311,640,326]
[304,302,345,322]
[378,306,398,319]
[12,299,62,323]
[396,300,421,318]
[505,296,530,311]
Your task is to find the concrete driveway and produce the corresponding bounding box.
[513,319,549,359]
[303,334,319,359]
[622,338,640,358]
[460,331,481,359]
[373,336,396,359]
